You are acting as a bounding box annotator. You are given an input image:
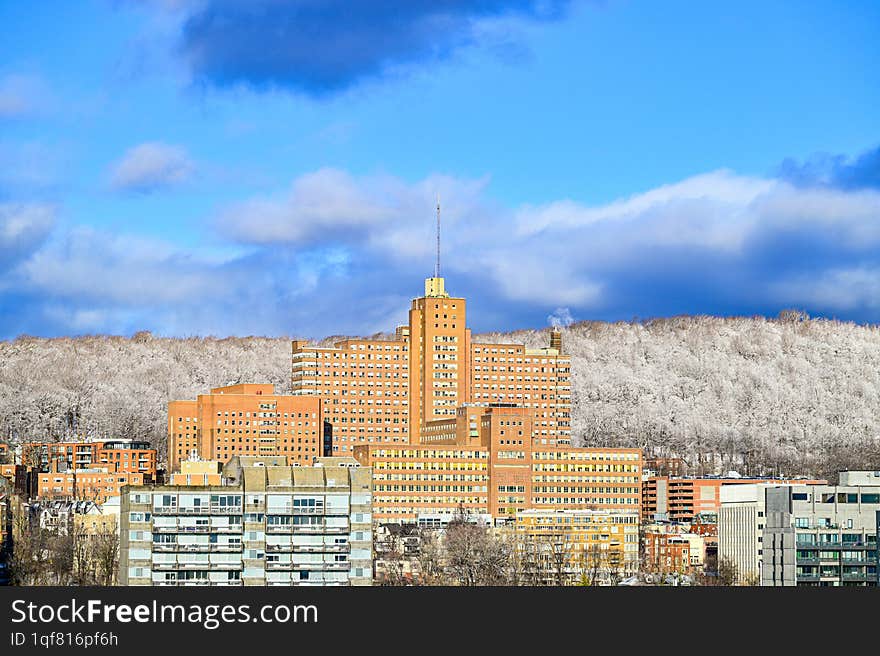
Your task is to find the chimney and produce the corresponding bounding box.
[550,328,562,353]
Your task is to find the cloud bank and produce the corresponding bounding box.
[3,144,880,338]
[178,0,571,95]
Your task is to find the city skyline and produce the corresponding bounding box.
[1,1,879,340]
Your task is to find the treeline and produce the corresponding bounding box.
[2,314,880,480]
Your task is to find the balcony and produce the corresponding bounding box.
[151,563,179,571]
[152,506,179,515]
[211,525,243,534]
[266,562,294,571]
[152,543,179,552]
[796,557,819,565]
[797,574,820,583]
[177,507,211,515]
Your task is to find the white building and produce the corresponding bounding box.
[119,456,372,586]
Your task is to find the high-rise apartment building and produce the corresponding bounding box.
[167,384,325,472]
[291,276,571,453]
[759,472,880,586]
[119,456,372,587]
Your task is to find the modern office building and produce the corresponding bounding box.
[290,275,571,454]
[760,472,880,586]
[119,456,372,587]
[514,508,640,584]
[354,405,641,523]
[167,384,327,471]
[643,475,827,523]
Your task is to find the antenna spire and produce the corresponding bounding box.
[435,194,441,278]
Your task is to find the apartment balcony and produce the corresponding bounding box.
[265,562,294,571]
[212,543,243,553]
[209,580,243,586]
[268,507,324,515]
[177,507,211,515]
[151,563,179,571]
[211,526,243,534]
[153,526,182,534]
[294,562,350,571]
[265,544,349,554]
[797,574,820,583]
[176,526,212,534]
[796,557,819,565]
[152,543,179,552]
[152,507,179,515]
[176,580,212,586]
[842,571,873,581]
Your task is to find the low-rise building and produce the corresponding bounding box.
[643,475,827,523]
[169,457,223,486]
[37,468,147,504]
[22,439,157,479]
[119,456,372,587]
[643,523,708,575]
[514,508,640,584]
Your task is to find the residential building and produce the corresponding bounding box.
[643,523,708,575]
[36,468,147,504]
[762,472,880,586]
[29,499,103,535]
[642,475,827,523]
[119,456,372,587]
[514,508,640,584]
[0,478,11,563]
[167,384,326,472]
[718,483,769,583]
[290,275,571,454]
[21,439,157,479]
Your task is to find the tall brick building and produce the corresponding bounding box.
[290,276,571,454]
[168,384,325,471]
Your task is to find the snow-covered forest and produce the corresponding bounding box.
[2,314,879,481]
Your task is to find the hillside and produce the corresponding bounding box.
[2,315,879,480]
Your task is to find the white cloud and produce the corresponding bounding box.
[773,267,880,311]
[0,203,56,270]
[6,162,880,337]
[109,142,195,192]
[0,74,50,118]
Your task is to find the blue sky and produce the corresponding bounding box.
[1,0,878,338]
